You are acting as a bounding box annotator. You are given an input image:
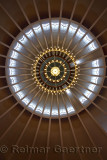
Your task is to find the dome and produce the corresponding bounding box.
[0,0,107,160]
[5,18,105,118]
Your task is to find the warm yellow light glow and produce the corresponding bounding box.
[32,47,79,94]
[51,67,60,76]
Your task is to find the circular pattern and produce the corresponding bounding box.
[6,18,105,118]
[32,48,79,94]
[44,59,67,83]
[51,67,60,76]
[0,2,106,160]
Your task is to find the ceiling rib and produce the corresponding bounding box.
[0,1,106,160]
[62,0,78,48]
[61,94,83,160]
[67,0,95,50]
[33,0,48,48]
[72,87,107,136]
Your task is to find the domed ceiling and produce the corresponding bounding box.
[0,0,107,160]
[5,18,105,118]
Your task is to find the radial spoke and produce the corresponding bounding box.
[69,5,107,53]
[0,2,106,160]
[33,0,48,49]
[0,77,33,90]
[0,52,32,66]
[27,92,47,160]
[0,85,41,141]
[0,3,42,54]
[57,0,64,48]
[76,43,106,60]
[66,0,95,50]
[61,0,78,48]
[72,87,107,136]
[56,93,65,160]
[46,94,53,160]
[61,94,83,160]
[0,65,32,71]
[16,0,44,52]
[75,82,107,115]
[63,93,103,160]
[48,0,53,48]
[72,27,107,54]
[0,79,36,103]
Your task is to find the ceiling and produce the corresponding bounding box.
[0,0,107,160]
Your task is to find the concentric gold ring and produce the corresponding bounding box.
[32,47,79,94]
[44,60,67,83]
